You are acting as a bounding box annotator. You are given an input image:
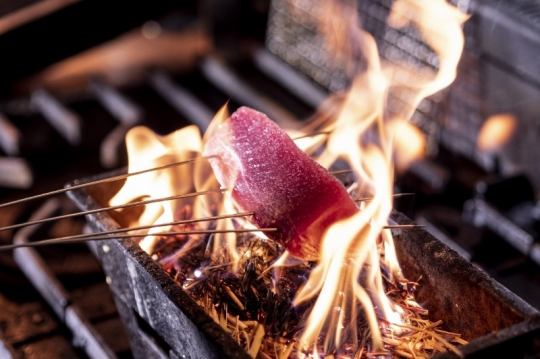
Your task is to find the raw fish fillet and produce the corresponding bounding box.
[203,106,357,259]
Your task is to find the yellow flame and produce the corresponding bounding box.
[109,105,247,270]
[109,125,202,254]
[477,113,517,152]
[288,0,468,352]
[109,0,468,354]
[389,119,427,171]
[386,0,469,121]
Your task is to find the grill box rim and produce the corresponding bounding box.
[67,171,540,358]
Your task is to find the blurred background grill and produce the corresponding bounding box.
[0,0,539,357]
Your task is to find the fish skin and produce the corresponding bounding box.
[204,106,358,259]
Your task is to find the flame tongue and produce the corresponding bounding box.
[203,106,358,259]
[109,0,469,354]
[109,125,203,254]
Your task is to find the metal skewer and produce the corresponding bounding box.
[0,123,412,241]
[355,193,416,202]
[0,212,262,251]
[384,224,425,229]
[1,228,277,251]
[0,160,413,235]
[0,189,226,233]
[0,222,422,251]
[0,144,343,215]
[37,212,255,244]
[0,165,356,232]
[0,156,209,209]
[293,130,333,141]
[0,129,331,210]
[330,169,353,176]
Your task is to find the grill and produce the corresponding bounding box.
[0,0,540,357]
[68,175,540,358]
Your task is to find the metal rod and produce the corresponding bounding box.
[149,71,213,130]
[0,222,421,251]
[384,224,425,229]
[200,57,299,128]
[330,169,353,176]
[12,198,117,359]
[293,131,333,141]
[0,119,336,210]
[1,227,276,251]
[0,165,349,232]
[31,211,255,245]
[0,156,209,209]
[0,189,226,233]
[390,192,416,198]
[252,49,327,109]
[0,144,343,210]
[355,193,416,202]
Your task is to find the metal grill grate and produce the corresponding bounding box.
[265,0,540,183]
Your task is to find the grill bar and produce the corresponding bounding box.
[0,112,20,156]
[149,71,213,130]
[12,199,116,359]
[32,89,81,146]
[90,79,143,126]
[252,49,327,108]
[200,57,299,128]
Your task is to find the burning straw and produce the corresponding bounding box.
[144,212,467,358]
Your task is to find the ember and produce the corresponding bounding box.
[149,207,468,358]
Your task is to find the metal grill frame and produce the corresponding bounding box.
[68,171,540,358]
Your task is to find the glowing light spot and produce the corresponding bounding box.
[477,113,517,152]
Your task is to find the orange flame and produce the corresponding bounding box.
[389,120,427,171]
[109,105,248,269]
[109,125,202,254]
[109,0,468,355]
[285,0,468,352]
[477,113,517,152]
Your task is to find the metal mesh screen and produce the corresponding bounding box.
[266,0,484,165]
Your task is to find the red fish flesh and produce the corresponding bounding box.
[203,106,357,259]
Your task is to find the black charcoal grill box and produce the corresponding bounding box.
[68,171,540,358]
[266,0,540,192]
